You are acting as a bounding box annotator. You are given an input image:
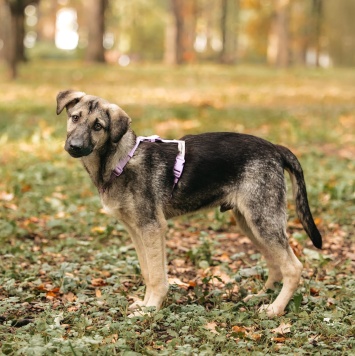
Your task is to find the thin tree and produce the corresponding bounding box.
[2,0,39,79]
[267,0,290,67]
[85,0,108,62]
[164,1,176,65]
[220,0,239,64]
[0,0,8,62]
[312,0,323,67]
[171,0,197,64]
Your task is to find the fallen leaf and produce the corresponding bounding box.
[272,336,286,343]
[205,322,219,334]
[91,278,106,287]
[0,191,14,201]
[232,325,247,335]
[218,252,231,262]
[289,238,302,257]
[271,322,292,335]
[21,184,32,192]
[250,333,262,341]
[46,291,58,300]
[168,277,189,288]
[63,292,76,302]
[67,306,79,312]
[101,270,111,277]
[95,289,102,298]
[172,259,186,267]
[91,226,106,234]
[4,203,17,210]
[188,280,197,287]
[314,217,323,226]
[310,287,319,296]
[327,297,336,306]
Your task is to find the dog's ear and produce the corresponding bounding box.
[106,104,131,144]
[56,90,86,115]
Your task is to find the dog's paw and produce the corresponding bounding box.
[128,300,146,311]
[258,304,284,317]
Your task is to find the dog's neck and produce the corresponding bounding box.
[80,129,136,191]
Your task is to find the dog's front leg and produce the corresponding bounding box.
[126,214,169,314]
[125,224,152,311]
[141,219,169,311]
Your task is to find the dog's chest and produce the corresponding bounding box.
[100,191,134,223]
[101,202,115,216]
[100,196,122,217]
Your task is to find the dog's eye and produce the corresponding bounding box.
[93,122,103,131]
[71,115,79,123]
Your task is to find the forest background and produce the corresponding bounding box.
[1,0,355,77]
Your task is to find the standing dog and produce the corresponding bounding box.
[56,90,322,317]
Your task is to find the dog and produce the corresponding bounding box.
[56,90,322,317]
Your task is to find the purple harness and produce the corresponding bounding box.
[107,135,185,193]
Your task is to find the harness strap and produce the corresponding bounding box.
[111,135,185,194]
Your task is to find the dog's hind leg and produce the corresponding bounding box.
[233,209,283,302]
[258,244,302,317]
[234,205,303,317]
[232,164,303,317]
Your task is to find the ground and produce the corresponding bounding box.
[0,62,354,354]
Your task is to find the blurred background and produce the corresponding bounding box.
[1,0,355,78]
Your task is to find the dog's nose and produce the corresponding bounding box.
[69,139,83,151]
[65,137,92,157]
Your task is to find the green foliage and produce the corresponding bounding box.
[0,61,354,353]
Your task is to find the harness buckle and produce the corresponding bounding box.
[173,154,185,180]
[113,166,124,176]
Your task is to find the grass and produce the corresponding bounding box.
[0,61,354,354]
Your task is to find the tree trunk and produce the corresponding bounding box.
[3,0,39,79]
[164,5,177,65]
[0,0,8,62]
[171,0,197,64]
[9,12,19,78]
[4,0,21,78]
[267,0,290,67]
[312,0,323,67]
[85,0,107,62]
[16,11,26,62]
[220,0,239,64]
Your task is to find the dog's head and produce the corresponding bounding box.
[56,90,131,158]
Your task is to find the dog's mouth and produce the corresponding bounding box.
[65,142,93,158]
[67,149,93,158]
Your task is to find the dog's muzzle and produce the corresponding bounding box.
[65,138,93,158]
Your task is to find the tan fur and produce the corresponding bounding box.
[57,90,322,318]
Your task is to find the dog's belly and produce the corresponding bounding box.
[164,189,234,219]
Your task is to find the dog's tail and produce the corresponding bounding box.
[276,145,322,249]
